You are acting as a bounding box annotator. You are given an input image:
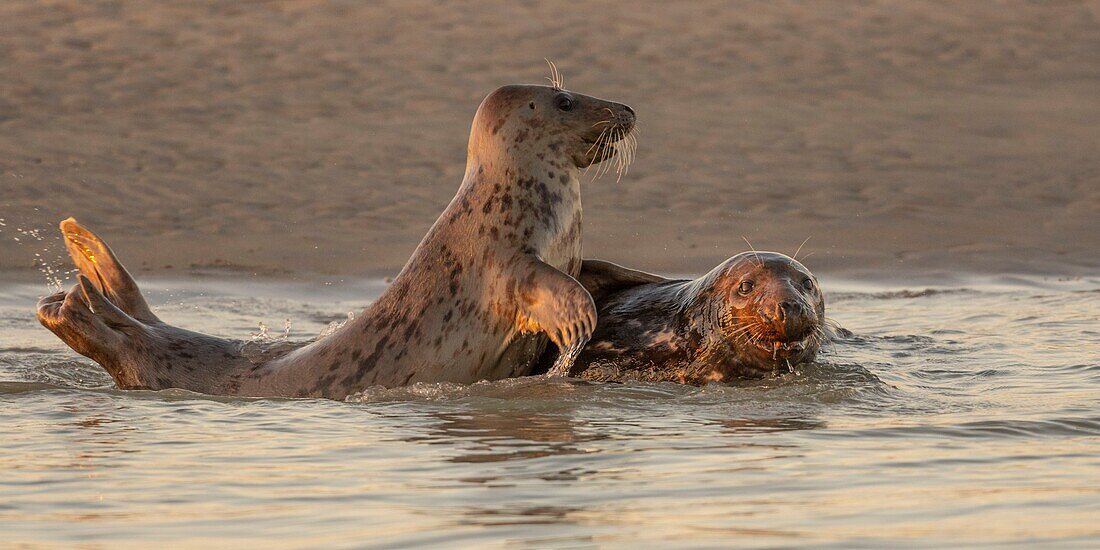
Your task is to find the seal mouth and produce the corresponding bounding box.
[581,122,637,179]
[582,123,631,146]
[750,335,813,361]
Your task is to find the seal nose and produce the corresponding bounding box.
[776,300,803,321]
[618,104,636,128]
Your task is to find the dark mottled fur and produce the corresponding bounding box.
[38,84,635,399]
[556,253,829,384]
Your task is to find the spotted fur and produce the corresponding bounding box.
[38,84,636,399]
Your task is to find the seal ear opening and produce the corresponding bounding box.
[59,217,159,324]
[578,259,668,303]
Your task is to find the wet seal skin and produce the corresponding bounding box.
[545,252,840,384]
[37,79,636,399]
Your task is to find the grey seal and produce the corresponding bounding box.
[38,82,636,399]
[557,252,833,384]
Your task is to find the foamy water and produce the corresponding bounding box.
[1,275,1097,547]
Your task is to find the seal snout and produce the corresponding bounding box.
[775,300,804,322]
[760,296,812,326]
[616,104,636,130]
[762,296,816,342]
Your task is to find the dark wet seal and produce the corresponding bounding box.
[537,252,843,384]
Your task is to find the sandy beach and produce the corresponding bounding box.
[2,0,1098,281]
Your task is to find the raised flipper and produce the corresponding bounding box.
[59,217,159,323]
[532,259,669,376]
[37,273,153,388]
[38,220,167,389]
[512,256,597,375]
[76,274,141,330]
[577,259,668,302]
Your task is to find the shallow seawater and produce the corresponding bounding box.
[1,275,1098,548]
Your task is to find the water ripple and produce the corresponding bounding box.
[1,280,1097,547]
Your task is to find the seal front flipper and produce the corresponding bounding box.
[59,217,159,323]
[512,256,597,374]
[578,259,668,302]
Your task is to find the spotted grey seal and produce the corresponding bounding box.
[37,80,636,399]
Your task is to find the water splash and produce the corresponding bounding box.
[4,220,72,293]
[250,319,294,341]
[250,322,270,341]
[318,311,356,339]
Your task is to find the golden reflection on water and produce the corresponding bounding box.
[1,281,1098,546]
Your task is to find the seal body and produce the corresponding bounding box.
[38,83,636,399]
[564,252,828,384]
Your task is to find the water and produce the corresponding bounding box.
[1,275,1098,547]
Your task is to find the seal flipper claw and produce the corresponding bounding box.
[60,217,159,323]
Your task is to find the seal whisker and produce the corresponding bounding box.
[590,127,613,179]
[793,236,812,261]
[545,58,564,90]
[584,125,612,178]
[727,324,758,342]
[600,127,620,180]
[622,130,637,175]
[615,128,630,181]
[741,236,764,268]
[613,126,638,182]
[585,124,612,157]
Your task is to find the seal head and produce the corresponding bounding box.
[468,84,635,172]
[560,251,828,384]
[696,251,825,374]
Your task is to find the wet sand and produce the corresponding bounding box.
[2,0,1098,280]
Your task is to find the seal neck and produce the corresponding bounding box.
[677,277,735,355]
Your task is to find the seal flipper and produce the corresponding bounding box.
[59,217,159,323]
[578,259,668,303]
[533,260,668,377]
[37,276,153,386]
[512,256,597,374]
[77,274,141,330]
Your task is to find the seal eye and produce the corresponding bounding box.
[802,278,814,291]
[555,94,574,112]
[738,281,754,295]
